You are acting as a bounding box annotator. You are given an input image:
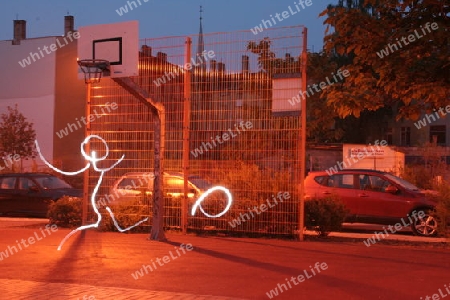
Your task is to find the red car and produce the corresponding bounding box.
[304,169,438,237]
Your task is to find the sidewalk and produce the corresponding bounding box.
[2,217,447,243]
[0,279,244,300]
[0,219,448,299]
[305,223,448,243]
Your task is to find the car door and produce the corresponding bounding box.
[355,173,411,223]
[16,177,49,217]
[326,174,360,220]
[0,176,19,215]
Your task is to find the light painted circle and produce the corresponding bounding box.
[191,186,233,218]
[81,135,109,162]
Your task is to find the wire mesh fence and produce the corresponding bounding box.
[86,25,306,236]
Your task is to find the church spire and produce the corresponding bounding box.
[195,5,206,70]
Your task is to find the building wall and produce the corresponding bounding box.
[0,37,56,168]
[0,35,85,171]
[307,148,342,172]
[54,35,86,171]
[389,114,450,147]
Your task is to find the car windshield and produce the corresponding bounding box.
[189,176,213,190]
[118,177,152,190]
[384,174,419,191]
[35,176,72,189]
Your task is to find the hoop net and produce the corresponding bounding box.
[78,59,110,84]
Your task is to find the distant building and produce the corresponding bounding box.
[385,111,450,147]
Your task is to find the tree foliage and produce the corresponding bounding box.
[321,0,450,120]
[246,39,349,142]
[305,52,344,141]
[0,104,36,159]
[247,38,301,74]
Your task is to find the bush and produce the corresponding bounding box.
[210,160,295,225]
[305,197,348,237]
[47,196,82,228]
[433,182,450,237]
[100,198,150,233]
[401,165,434,190]
[400,142,448,190]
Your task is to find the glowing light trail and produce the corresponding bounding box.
[191,186,233,218]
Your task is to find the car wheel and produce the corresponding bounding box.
[410,210,438,237]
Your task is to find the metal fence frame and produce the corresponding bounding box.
[85,25,307,237]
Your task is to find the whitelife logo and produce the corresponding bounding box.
[116,0,149,16]
[131,244,193,279]
[0,153,21,171]
[55,102,118,139]
[228,192,290,228]
[265,262,328,298]
[0,225,58,261]
[287,69,350,106]
[96,173,153,208]
[190,121,253,158]
[376,22,439,59]
[414,104,450,129]
[18,31,80,68]
[420,283,450,300]
[250,0,313,35]
[363,211,425,247]
[153,50,216,87]
[326,140,388,176]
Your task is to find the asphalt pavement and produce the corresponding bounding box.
[0,218,448,300]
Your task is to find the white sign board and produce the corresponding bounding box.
[342,143,404,175]
[350,148,385,157]
[272,76,301,115]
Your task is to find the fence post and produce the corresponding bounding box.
[182,37,192,234]
[82,82,91,225]
[298,27,308,241]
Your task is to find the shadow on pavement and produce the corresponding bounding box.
[206,235,447,270]
[162,236,414,299]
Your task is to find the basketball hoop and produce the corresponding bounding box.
[77,59,110,84]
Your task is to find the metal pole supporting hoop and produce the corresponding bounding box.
[77,59,110,84]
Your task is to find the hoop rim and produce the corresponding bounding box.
[77,59,110,84]
[77,59,110,70]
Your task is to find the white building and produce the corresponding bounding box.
[0,17,85,171]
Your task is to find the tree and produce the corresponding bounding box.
[247,38,301,74]
[305,52,343,142]
[320,0,450,120]
[0,105,36,169]
[247,38,348,142]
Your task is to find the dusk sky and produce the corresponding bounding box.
[0,0,330,52]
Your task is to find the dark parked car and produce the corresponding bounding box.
[0,173,82,218]
[304,169,438,237]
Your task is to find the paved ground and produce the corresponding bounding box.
[0,279,244,300]
[0,218,449,300]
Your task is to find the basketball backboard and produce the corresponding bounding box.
[78,21,139,79]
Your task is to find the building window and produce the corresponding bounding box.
[430,125,446,145]
[384,127,393,145]
[400,127,411,146]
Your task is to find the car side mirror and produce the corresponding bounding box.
[385,185,398,194]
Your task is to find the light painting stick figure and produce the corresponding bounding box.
[35,135,148,250]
